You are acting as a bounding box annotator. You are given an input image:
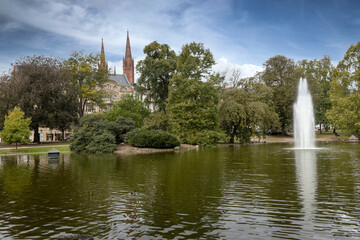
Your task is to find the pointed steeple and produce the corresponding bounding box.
[125,31,132,58]
[123,31,135,84]
[100,38,108,70]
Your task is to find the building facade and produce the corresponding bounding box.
[85,32,135,114]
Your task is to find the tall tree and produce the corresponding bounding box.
[327,42,360,137]
[219,76,278,143]
[0,74,13,129]
[6,56,78,142]
[136,41,177,112]
[65,51,108,117]
[261,55,300,135]
[0,107,31,150]
[167,42,223,146]
[298,56,333,133]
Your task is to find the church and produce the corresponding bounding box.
[84,31,135,114]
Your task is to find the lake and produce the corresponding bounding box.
[0,142,359,239]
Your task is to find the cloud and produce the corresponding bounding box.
[213,57,263,79]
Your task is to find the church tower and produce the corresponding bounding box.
[100,38,108,71]
[123,31,134,84]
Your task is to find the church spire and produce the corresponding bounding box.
[123,31,134,84]
[100,38,108,70]
[125,31,132,59]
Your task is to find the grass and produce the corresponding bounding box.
[0,146,70,155]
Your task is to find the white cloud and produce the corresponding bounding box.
[213,57,263,79]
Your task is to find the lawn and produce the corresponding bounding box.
[0,146,70,155]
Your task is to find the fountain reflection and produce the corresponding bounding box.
[295,150,317,225]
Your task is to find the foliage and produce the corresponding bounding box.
[126,129,180,149]
[107,116,135,143]
[0,56,78,142]
[261,55,300,135]
[136,41,177,111]
[186,130,226,148]
[297,56,333,132]
[65,51,109,117]
[219,77,278,143]
[70,114,116,153]
[142,111,170,131]
[167,42,222,146]
[86,132,117,153]
[327,41,360,138]
[104,95,150,128]
[0,107,31,150]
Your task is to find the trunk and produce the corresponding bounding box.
[229,125,238,144]
[16,142,18,151]
[319,123,322,134]
[61,129,65,141]
[333,127,336,134]
[33,127,40,143]
[281,124,288,136]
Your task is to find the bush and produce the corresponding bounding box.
[142,111,170,131]
[86,131,117,153]
[187,130,226,148]
[126,130,180,148]
[107,117,135,143]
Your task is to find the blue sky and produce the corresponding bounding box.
[0,0,359,78]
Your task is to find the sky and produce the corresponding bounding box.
[0,0,360,80]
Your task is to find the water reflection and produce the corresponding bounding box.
[295,150,317,225]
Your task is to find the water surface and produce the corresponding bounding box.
[0,142,359,239]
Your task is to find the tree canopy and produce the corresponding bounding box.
[261,55,300,135]
[220,77,278,143]
[136,41,177,112]
[327,42,360,137]
[0,107,31,150]
[65,51,109,117]
[167,42,224,146]
[0,56,78,142]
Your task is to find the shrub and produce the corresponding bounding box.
[187,130,226,148]
[142,111,170,131]
[126,130,180,148]
[86,131,117,153]
[107,117,135,143]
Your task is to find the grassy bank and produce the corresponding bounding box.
[0,146,70,155]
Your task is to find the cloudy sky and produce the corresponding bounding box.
[0,0,359,79]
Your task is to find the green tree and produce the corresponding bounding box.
[104,95,150,128]
[136,41,177,111]
[220,77,278,143]
[2,56,78,142]
[167,42,223,146]
[261,55,300,135]
[65,51,109,117]
[298,56,333,133]
[327,42,360,137]
[1,107,31,150]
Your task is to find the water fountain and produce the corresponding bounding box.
[293,78,316,149]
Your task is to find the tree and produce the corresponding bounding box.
[167,42,224,146]
[261,55,300,135]
[298,56,333,133]
[3,56,79,142]
[327,42,360,138]
[136,41,177,112]
[104,95,150,128]
[0,107,31,150]
[0,74,13,129]
[65,51,109,117]
[219,76,278,143]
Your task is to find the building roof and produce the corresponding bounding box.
[109,74,131,86]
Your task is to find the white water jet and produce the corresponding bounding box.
[293,78,316,149]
